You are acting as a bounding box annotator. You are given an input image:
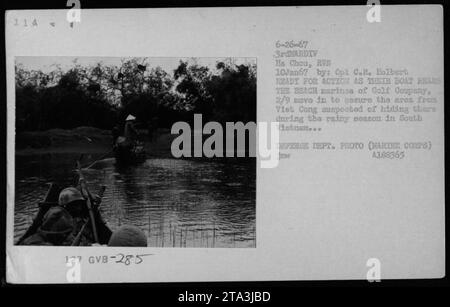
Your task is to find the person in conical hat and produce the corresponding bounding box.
[124,114,138,143]
[126,114,136,121]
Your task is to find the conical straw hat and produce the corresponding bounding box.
[126,114,136,121]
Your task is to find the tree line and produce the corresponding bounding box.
[15,58,256,132]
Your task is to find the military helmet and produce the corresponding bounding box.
[40,206,74,235]
[58,187,85,207]
[108,225,147,247]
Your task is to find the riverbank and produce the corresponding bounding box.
[15,127,256,163]
[16,127,112,155]
[15,126,176,157]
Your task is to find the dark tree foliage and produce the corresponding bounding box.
[16,67,117,131]
[15,58,256,132]
[207,63,256,123]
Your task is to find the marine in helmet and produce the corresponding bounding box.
[108,225,148,247]
[59,187,87,217]
[58,187,95,246]
[58,186,110,245]
[21,206,74,246]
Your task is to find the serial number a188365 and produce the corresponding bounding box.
[372,151,405,159]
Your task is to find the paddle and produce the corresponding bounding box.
[81,149,113,169]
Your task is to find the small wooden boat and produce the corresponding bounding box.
[114,137,146,165]
[16,183,112,246]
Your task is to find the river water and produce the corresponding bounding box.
[14,153,256,247]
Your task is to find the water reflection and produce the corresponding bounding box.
[15,153,256,247]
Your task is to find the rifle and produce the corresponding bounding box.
[76,160,99,243]
[71,220,89,246]
[71,185,106,246]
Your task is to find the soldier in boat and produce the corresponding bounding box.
[21,206,74,246]
[58,187,96,246]
[19,184,148,247]
[59,186,111,246]
[18,184,112,246]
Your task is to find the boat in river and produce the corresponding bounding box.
[16,183,112,246]
[113,136,146,165]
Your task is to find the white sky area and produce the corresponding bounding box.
[16,57,256,76]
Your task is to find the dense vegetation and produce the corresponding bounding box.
[15,58,256,133]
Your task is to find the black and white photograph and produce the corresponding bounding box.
[2,4,446,287]
[14,56,257,248]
